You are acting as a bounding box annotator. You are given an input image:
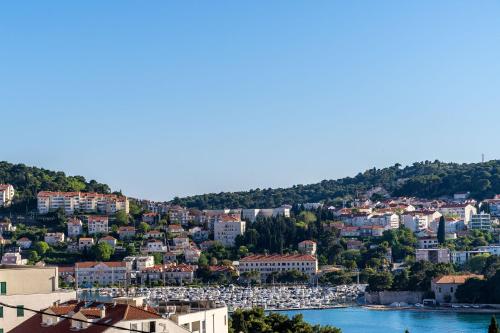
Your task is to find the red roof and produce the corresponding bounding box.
[75,261,126,268]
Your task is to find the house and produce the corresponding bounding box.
[238,254,318,282]
[87,215,109,235]
[431,274,484,303]
[99,235,117,248]
[143,239,168,253]
[214,216,246,247]
[438,203,477,224]
[78,237,95,250]
[37,191,129,215]
[416,248,450,264]
[163,263,196,283]
[44,232,65,245]
[67,218,83,238]
[163,252,177,263]
[189,227,209,242]
[1,252,27,265]
[168,206,192,226]
[346,239,364,250]
[173,237,190,250]
[184,247,201,263]
[450,249,489,265]
[298,240,317,255]
[16,237,32,249]
[0,221,15,234]
[9,300,191,333]
[167,224,185,234]
[0,265,76,332]
[123,255,155,271]
[417,237,438,249]
[75,261,128,287]
[118,226,136,239]
[0,184,15,207]
[485,198,500,217]
[144,229,163,239]
[142,212,159,224]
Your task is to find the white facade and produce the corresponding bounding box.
[75,261,128,287]
[171,306,229,333]
[470,213,492,231]
[239,254,318,281]
[0,184,14,207]
[44,232,65,245]
[37,191,129,215]
[439,204,477,223]
[87,215,109,234]
[67,218,83,238]
[214,219,246,247]
[242,207,291,222]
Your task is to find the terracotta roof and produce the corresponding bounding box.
[17,237,31,242]
[299,240,316,245]
[433,274,484,284]
[87,215,109,222]
[241,254,317,262]
[75,261,126,268]
[0,184,12,190]
[48,304,77,315]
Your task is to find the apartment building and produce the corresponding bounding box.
[165,300,229,333]
[10,300,190,333]
[214,216,246,247]
[0,265,76,332]
[469,213,493,231]
[67,217,83,238]
[37,191,129,215]
[123,256,155,271]
[438,203,477,223]
[168,206,192,226]
[78,237,95,250]
[0,184,14,207]
[87,215,109,235]
[416,248,451,264]
[239,254,318,282]
[75,261,128,287]
[118,226,136,239]
[402,212,434,232]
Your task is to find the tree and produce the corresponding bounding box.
[489,316,499,333]
[437,216,446,244]
[93,242,114,261]
[115,210,128,226]
[34,241,50,256]
[28,250,39,263]
[367,271,393,291]
[138,222,150,234]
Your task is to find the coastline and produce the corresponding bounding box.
[362,304,500,314]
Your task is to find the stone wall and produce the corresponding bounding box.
[364,291,425,305]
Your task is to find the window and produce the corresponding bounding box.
[149,321,156,332]
[0,306,3,318]
[17,306,24,317]
[0,282,6,295]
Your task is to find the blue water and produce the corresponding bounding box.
[281,307,493,333]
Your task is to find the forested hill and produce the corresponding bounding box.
[172,160,500,209]
[0,161,111,210]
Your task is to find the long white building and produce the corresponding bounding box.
[0,184,14,207]
[242,206,291,223]
[75,261,128,287]
[239,254,318,281]
[37,191,129,215]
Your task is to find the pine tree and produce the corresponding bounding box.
[404,330,410,333]
[489,316,500,333]
[437,216,446,244]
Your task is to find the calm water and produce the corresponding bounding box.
[281,307,493,333]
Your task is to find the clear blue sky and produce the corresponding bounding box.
[1,1,499,201]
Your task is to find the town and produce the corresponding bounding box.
[1,173,500,332]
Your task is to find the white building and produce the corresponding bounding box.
[451,249,489,265]
[402,211,440,232]
[416,248,450,264]
[67,217,83,238]
[78,237,95,251]
[298,240,317,255]
[166,301,229,333]
[87,215,109,234]
[469,213,493,231]
[239,254,318,282]
[0,265,76,332]
[214,216,246,247]
[242,206,291,223]
[1,253,27,265]
[75,261,128,287]
[438,203,477,224]
[37,191,129,215]
[44,232,65,245]
[123,256,155,271]
[0,184,14,207]
[98,235,117,248]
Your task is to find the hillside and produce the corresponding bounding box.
[0,161,111,212]
[172,160,500,209]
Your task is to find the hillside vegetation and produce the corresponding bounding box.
[0,161,111,211]
[172,160,500,209]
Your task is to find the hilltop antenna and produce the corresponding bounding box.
[482,153,485,163]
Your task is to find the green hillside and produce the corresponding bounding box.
[172,160,500,209]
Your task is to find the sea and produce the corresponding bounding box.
[281,307,494,333]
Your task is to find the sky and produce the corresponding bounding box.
[1,1,499,201]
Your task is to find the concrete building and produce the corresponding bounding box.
[67,218,83,238]
[1,253,27,265]
[0,184,14,207]
[239,254,318,282]
[98,235,117,248]
[9,300,190,333]
[37,191,129,215]
[118,226,136,239]
[469,213,493,231]
[123,256,155,271]
[416,248,450,264]
[417,237,438,249]
[431,274,483,303]
[242,207,291,223]
[87,215,109,235]
[78,237,95,251]
[214,216,246,247]
[298,240,317,255]
[160,300,229,333]
[16,237,32,249]
[0,265,76,332]
[75,261,128,287]
[451,250,489,265]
